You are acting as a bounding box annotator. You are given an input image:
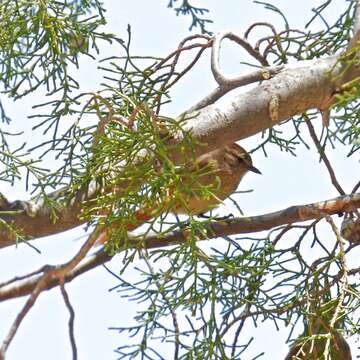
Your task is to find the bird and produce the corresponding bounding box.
[94,143,260,245]
[172,143,261,215]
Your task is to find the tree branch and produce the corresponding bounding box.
[0,225,101,358]
[0,185,94,248]
[60,281,78,360]
[0,193,358,302]
[348,0,360,50]
[2,32,360,249]
[305,118,345,195]
[211,31,270,85]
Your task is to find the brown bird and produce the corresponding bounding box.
[172,143,261,215]
[94,143,260,245]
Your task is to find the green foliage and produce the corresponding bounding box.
[0,0,116,100]
[286,286,355,359]
[249,0,359,159]
[0,0,121,196]
[252,0,354,65]
[0,1,358,359]
[167,0,213,35]
[108,220,359,359]
[78,106,206,254]
[321,34,360,156]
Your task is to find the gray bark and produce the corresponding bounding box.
[0,55,353,248]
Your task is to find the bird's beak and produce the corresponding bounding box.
[248,165,261,174]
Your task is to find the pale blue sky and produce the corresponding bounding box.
[0,1,358,359]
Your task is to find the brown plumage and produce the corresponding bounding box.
[94,143,260,246]
[173,143,260,215]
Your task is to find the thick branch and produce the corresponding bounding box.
[0,193,358,301]
[0,185,94,248]
[2,42,360,249]
[178,56,340,155]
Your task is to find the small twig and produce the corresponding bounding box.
[0,275,45,360]
[163,45,208,92]
[184,31,283,113]
[305,118,345,195]
[0,266,46,288]
[154,35,211,114]
[347,0,360,50]
[351,179,360,194]
[230,304,250,358]
[0,226,102,358]
[90,93,119,148]
[211,31,270,86]
[248,22,291,61]
[154,34,211,71]
[0,194,360,302]
[324,216,349,359]
[60,280,77,360]
[245,22,278,40]
[271,224,293,246]
[141,251,180,360]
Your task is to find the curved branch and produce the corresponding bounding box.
[210,31,274,86]
[0,223,100,357]
[0,193,358,302]
[1,49,359,248]
[186,31,284,113]
[212,31,268,72]
[185,59,283,112]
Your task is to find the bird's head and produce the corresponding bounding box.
[224,143,261,175]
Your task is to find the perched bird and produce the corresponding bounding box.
[172,143,261,215]
[94,143,260,245]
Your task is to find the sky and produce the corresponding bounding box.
[0,1,358,359]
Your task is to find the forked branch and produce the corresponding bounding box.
[0,193,358,303]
